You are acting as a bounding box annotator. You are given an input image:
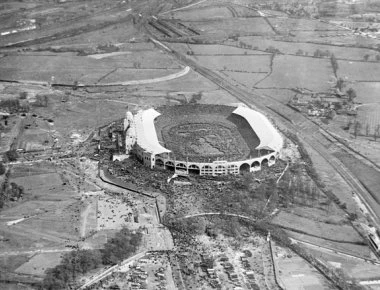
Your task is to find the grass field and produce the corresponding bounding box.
[274,244,332,290]
[258,55,333,91]
[169,6,233,20]
[338,60,380,81]
[356,104,380,136]
[350,82,380,104]
[15,252,62,276]
[192,54,271,72]
[239,36,379,61]
[182,18,275,36]
[168,42,269,55]
[0,49,180,84]
[272,211,364,243]
[268,18,345,32]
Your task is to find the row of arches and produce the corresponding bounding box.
[155,155,276,175]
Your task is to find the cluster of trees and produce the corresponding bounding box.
[265,46,282,54]
[5,150,18,162]
[34,94,49,107]
[0,180,24,209]
[363,54,380,62]
[188,92,202,104]
[42,227,142,290]
[0,99,28,113]
[313,49,332,58]
[330,54,338,76]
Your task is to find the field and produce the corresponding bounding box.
[356,103,380,137]
[267,17,346,33]
[182,18,275,36]
[338,60,380,82]
[169,6,234,20]
[155,104,260,162]
[272,211,364,243]
[0,44,180,84]
[239,36,380,61]
[273,244,333,290]
[15,252,63,276]
[167,42,269,55]
[258,55,333,91]
[222,71,269,88]
[349,82,380,104]
[291,31,378,47]
[190,54,271,72]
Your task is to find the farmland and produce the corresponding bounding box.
[258,55,333,91]
[338,60,380,81]
[239,36,380,61]
[181,18,276,36]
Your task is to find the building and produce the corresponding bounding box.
[123,104,283,175]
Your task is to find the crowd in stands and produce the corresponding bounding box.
[154,104,260,162]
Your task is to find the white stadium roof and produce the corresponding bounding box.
[134,108,171,155]
[233,106,283,152]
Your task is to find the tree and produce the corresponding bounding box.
[314,49,322,58]
[376,55,380,62]
[363,54,370,61]
[102,227,142,265]
[330,54,338,75]
[5,150,18,162]
[336,77,344,91]
[365,123,370,136]
[346,88,357,102]
[353,120,361,138]
[0,163,5,175]
[34,94,48,107]
[296,49,304,56]
[374,124,380,141]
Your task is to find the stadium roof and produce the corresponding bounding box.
[233,106,283,152]
[134,108,171,155]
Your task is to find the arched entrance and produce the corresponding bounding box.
[188,164,200,175]
[240,163,250,173]
[165,161,175,171]
[176,163,187,171]
[155,159,164,168]
[251,161,260,171]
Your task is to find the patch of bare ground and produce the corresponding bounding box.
[305,248,380,281]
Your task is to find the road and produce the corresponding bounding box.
[78,251,147,289]
[177,212,257,222]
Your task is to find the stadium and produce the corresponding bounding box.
[126,104,283,175]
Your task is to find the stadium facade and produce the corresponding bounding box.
[123,104,283,175]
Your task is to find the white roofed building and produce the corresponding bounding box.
[232,106,283,152]
[133,108,171,168]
